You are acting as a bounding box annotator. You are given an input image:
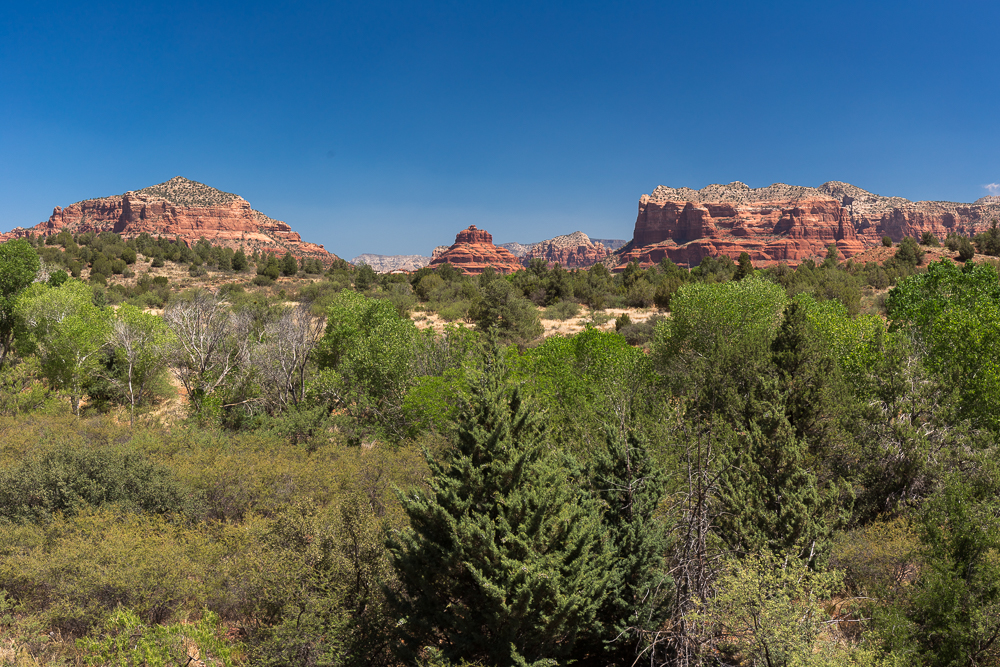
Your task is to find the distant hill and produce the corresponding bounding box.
[350,254,431,273]
[1,176,337,262]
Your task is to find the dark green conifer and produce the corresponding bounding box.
[232,246,248,271]
[281,251,298,276]
[388,373,612,666]
[583,431,672,665]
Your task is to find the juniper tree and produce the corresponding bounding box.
[582,430,672,665]
[388,373,612,667]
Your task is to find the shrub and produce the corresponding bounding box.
[0,446,194,523]
[110,258,127,275]
[958,237,976,261]
[920,231,940,247]
[543,300,581,321]
[614,313,632,331]
[90,271,107,286]
[882,236,893,247]
[894,237,926,267]
[253,274,275,287]
[624,279,655,307]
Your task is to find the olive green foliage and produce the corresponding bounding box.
[894,237,926,267]
[7,246,1000,667]
[901,473,1000,666]
[696,550,845,667]
[0,445,191,523]
[389,374,612,666]
[468,277,542,344]
[974,219,1000,256]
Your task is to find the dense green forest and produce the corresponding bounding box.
[2,231,1000,666]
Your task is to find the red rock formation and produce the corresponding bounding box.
[615,181,1000,270]
[1,177,337,263]
[521,231,610,269]
[428,225,523,275]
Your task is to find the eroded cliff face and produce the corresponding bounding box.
[1,177,336,262]
[616,181,1000,269]
[428,225,523,275]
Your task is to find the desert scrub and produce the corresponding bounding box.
[0,509,226,635]
[77,607,242,667]
[543,300,581,320]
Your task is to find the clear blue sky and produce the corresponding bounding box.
[2,1,998,259]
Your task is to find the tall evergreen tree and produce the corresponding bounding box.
[388,373,612,666]
[281,251,298,276]
[232,246,248,271]
[582,430,672,665]
[716,390,847,568]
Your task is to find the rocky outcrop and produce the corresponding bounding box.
[616,181,1000,269]
[428,226,523,275]
[499,242,533,258]
[1,176,337,262]
[817,181,1000,246]
[520,231,610,269]
[591,238,628,251]
[351,254,431,273]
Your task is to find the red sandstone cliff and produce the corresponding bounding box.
[428,226,523,275]
[1,177,337,262]
[616,181,1000,270]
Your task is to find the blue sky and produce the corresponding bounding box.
[2,1,998,259]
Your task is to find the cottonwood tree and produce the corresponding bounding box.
[255,303,324,413]
[0,239,40,368]
[106,304,173,424]
[164,291,254,417]
[18,279,110,415]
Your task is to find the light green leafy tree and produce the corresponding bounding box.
[107,304,174,424]
[315,289,419,438]
[18,279,110,415]
[697,550,845,667]
[653,276,787,418]
[886,259,1000,431]
[0,238,41,368]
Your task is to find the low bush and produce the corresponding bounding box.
[543,300,581,321]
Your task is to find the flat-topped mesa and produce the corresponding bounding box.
[616,181,1000,270]
[521,231,610,269]
[428,225,523,275]
[1,176,338,263]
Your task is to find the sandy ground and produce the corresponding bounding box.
[411,306,665,338]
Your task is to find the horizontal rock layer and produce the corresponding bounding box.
[1,176,337,262]
[428,226,523,275]
[615,181,1000,269]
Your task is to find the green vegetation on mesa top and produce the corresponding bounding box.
[132,176,242,207]
[3,228,1000,666]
